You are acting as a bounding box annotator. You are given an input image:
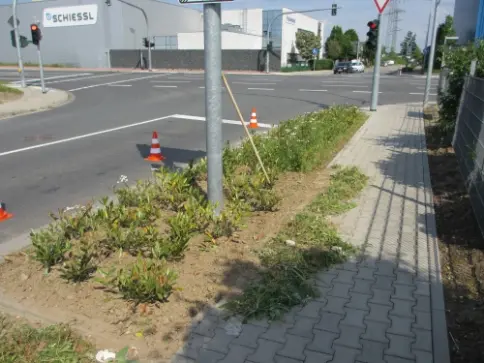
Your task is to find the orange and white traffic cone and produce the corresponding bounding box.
[144,131,165,162]
[249,108,258,129]
[0,202,13,222]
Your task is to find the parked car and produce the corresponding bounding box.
[350,60,365,73]
[334,62,350,74]
[382,61,389,67]
[386,60,395,65]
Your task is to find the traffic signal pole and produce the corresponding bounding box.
[36,43,46,93]
[12,0,26,88]
[370,13,383,111]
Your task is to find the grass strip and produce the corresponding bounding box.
[224,165,368,321]
[0,81,23,95]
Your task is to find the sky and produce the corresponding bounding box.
[1,0,456,49]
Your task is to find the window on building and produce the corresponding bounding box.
[156,36,178,50]
[263,9,282,49]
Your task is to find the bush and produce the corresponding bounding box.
[314,59,334,70]
[281,65,311,72]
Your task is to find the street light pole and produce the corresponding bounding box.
[423,0,440,107]
[265,7,340,73]
[12,0,26,88]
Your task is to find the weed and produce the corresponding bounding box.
[60,240,98,282]
[98,257,178,303]
[165,212,197,258]
[49,205,96,240]
[30,226,71,271]
[0,314,93,363]
[224,166,368,321]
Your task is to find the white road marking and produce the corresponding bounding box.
[45,73,124,85]
[172,114,273,129]
[108,84,132,87]
[198,86,226,89]
[12,73,92,84]
[320,84,368,87]
[151,80,191,83]
[68,74,168,91]
[232,82,277,85]
[416,87,436,90]
[409,92,437,96]
[153,85,178,88]
[299,89,328,92]
[247,87,274,91]
[0,115,173,157]
[352,90,381,94]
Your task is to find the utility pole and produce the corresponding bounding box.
[424,0,440,107]
[12,0,26,88]
[371,13,383,111]
[422,9,432,74]
[203,3,223,214]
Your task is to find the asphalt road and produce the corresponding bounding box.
[0,68,438,245]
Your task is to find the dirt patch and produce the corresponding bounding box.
[0,168,331,361]
[0,91,22,104]
[425,123,484,363]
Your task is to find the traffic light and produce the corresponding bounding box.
[143,37,155,48]
[366,20,379,49]
[30,24,41,46]
[331,3,337,16]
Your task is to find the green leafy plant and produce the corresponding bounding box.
[49,206,96,240]
[60,240,97,282]
[98,257,178,303]
[30,226,71,271]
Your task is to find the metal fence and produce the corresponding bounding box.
[452,74,484,234]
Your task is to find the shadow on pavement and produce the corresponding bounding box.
[135,144,206,171]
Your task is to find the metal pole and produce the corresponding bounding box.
[370,13,383,111]
[12,0,26,88]
[422,9,432,74]
[204,3,223,215]
[36,43,46,93]
[424,0,440,107]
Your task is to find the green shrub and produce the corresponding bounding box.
[30,226,71,271]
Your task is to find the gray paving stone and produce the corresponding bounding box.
[219,344,254,363]
[248,318,270,328]
[356,266,376,281]
[171,354,196,363]
[356,340,388,363]
[193,315,219,338]
[346,291,371,311]
[412,329,432,352]
[322,296,349,315]
[384,356,416,363]
[389,299,415,319]
[274,356,303,363]
[415,349,433,363]
[392,285,417,302]
[233,325,267,348]
[388,315,415,337]
[298,301,325,319]
[315,271,337,287]
[394,272,414,287]
[178,334,212,359]
[375,261,396,277]
[373,275,395,291]
[414,295,431,313]
[413,311,431,331]
[334,270,357,285]
[366,303,391,324]
[196,349,226,363]
[277,334,310,360]
[352,278,373,295]
[385,334,416,360]
[361,320,390,343]
[206,328,236,353]
[334,325,364,349]
[306,330,339,354]
[341,308,367,328]
[337,260,359,272]
[330,346,361,363]
[414,281,430,297]
[246,339,283,363]
[329,282,352,298]
[261,321,292,343]
[369,288,393,307]
[287,316,318,339]
[314,312,344,333]
[304,350,333,363]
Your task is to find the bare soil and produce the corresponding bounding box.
[425,123,484,363]
[0,169,331,361]
[0,91,22,104]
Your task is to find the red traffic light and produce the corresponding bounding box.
[368,21,377,30]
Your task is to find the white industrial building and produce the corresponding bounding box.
[0,0,324,69]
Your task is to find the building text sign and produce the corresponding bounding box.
[43,4,98,28]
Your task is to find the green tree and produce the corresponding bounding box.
[400,31,417,58]
[326,39,342,60]
[295,30,321,61]
[324,26,345,59]
[435,15,456,69]
[343,29,359,59]
[413,45,423,64]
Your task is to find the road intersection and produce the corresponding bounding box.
[0,68,438,245]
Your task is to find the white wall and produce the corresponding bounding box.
[453,0,479,44]
[280,8,323,67]
[222,8,263,36]
[177,31,262,50]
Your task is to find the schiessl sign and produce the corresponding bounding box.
[43,4,98,28]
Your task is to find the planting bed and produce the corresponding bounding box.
[0,106,368,361]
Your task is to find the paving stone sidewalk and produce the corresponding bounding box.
[171,104,449,363]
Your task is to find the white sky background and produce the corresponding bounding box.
[0,0,456,49]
